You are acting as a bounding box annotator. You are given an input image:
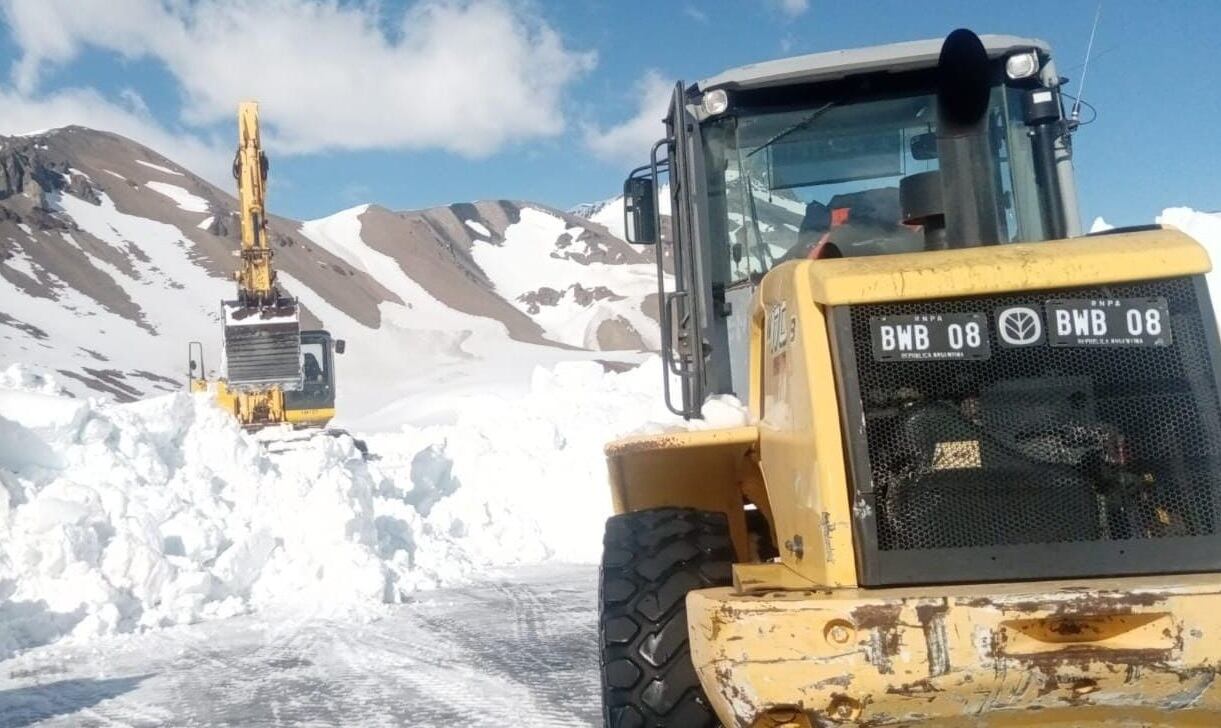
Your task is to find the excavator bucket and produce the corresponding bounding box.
[221,298,302,391]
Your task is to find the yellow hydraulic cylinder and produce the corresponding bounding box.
[234,101,275,303]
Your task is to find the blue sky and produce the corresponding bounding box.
[1,0,1218,227]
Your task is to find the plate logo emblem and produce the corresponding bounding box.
[996,306,1043,347]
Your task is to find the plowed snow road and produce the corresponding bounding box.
[0,565,601,727]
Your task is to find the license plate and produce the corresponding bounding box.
[870,312,990,361]
[1047,297,1172,347]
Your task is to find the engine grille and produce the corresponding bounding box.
[837,277,1221,576]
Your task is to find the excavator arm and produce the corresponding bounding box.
[234,102,275,303]
[221,101,302,391]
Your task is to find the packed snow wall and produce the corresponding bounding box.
[0,358,744,657]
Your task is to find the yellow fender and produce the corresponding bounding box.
[606,426,762,560]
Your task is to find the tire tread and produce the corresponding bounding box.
[599,508,732,727]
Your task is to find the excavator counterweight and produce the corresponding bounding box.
[221,301,301,391]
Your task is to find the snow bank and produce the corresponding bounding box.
[1160,208,1221,309]
[0,357,722,656]
[0,366,387,655]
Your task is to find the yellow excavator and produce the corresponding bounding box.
[189,101,343,429]
[601,29,1221,726]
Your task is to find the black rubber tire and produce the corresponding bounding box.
[599,508,734,727]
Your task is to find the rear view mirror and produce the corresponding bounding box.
[334,339,346,355]
[910,132,938,161]
[623,176,657,245]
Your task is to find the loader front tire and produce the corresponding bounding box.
[599,508,733,728]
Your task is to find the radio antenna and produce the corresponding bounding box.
[1072,1,1103,124]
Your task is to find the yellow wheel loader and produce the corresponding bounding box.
[187,101,345,430]
[600,29,1221,727]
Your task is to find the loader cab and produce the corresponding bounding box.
[283,329,342,426]
[626,33,1081,415]
[605,31,1221,727]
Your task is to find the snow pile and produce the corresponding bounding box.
[1161,208,1221,305]
[1160,207,1221,249]
[0,357,729,655]
[0,369,384,655]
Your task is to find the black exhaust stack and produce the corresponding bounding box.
[936,29,1005,248]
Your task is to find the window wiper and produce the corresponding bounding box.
[745,100,838,158]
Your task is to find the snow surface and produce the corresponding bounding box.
[295,206,651,425]
[583,189,672,242]
[0,565,601,726]
[135,159,183,176]
[472,207,663,349]
[10,189,232,392]
[464,219,491,237]
[145,181,210,213]
[0,355,725,655]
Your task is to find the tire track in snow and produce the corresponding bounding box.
[0,565,600,727]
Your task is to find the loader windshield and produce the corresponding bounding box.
[704,84,1048,283]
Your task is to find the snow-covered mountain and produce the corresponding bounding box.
[0,128,662,425]
[570,187,673,244]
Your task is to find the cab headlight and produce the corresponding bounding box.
[1005,50,1040,80]
[702,89,729,116]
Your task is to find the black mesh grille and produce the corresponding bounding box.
[843,277,1221,555]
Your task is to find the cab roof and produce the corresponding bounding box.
[697,34,1051,92]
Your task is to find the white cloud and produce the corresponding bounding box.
[0,85,230,184]
[682,5,709,23]
[771,0,810,18]
[583,70,673,168]
[1,0,596,157]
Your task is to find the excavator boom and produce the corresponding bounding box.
[221,101,301,391]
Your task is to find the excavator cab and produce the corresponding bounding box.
[601,29,1221,727]
[283,330,343,427]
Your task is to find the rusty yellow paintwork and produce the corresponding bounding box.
[753,260,858,587]
[601,227,1221,725]
[804,227,1210,305]
[689,574,1221,726]
[733,562,817,592]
